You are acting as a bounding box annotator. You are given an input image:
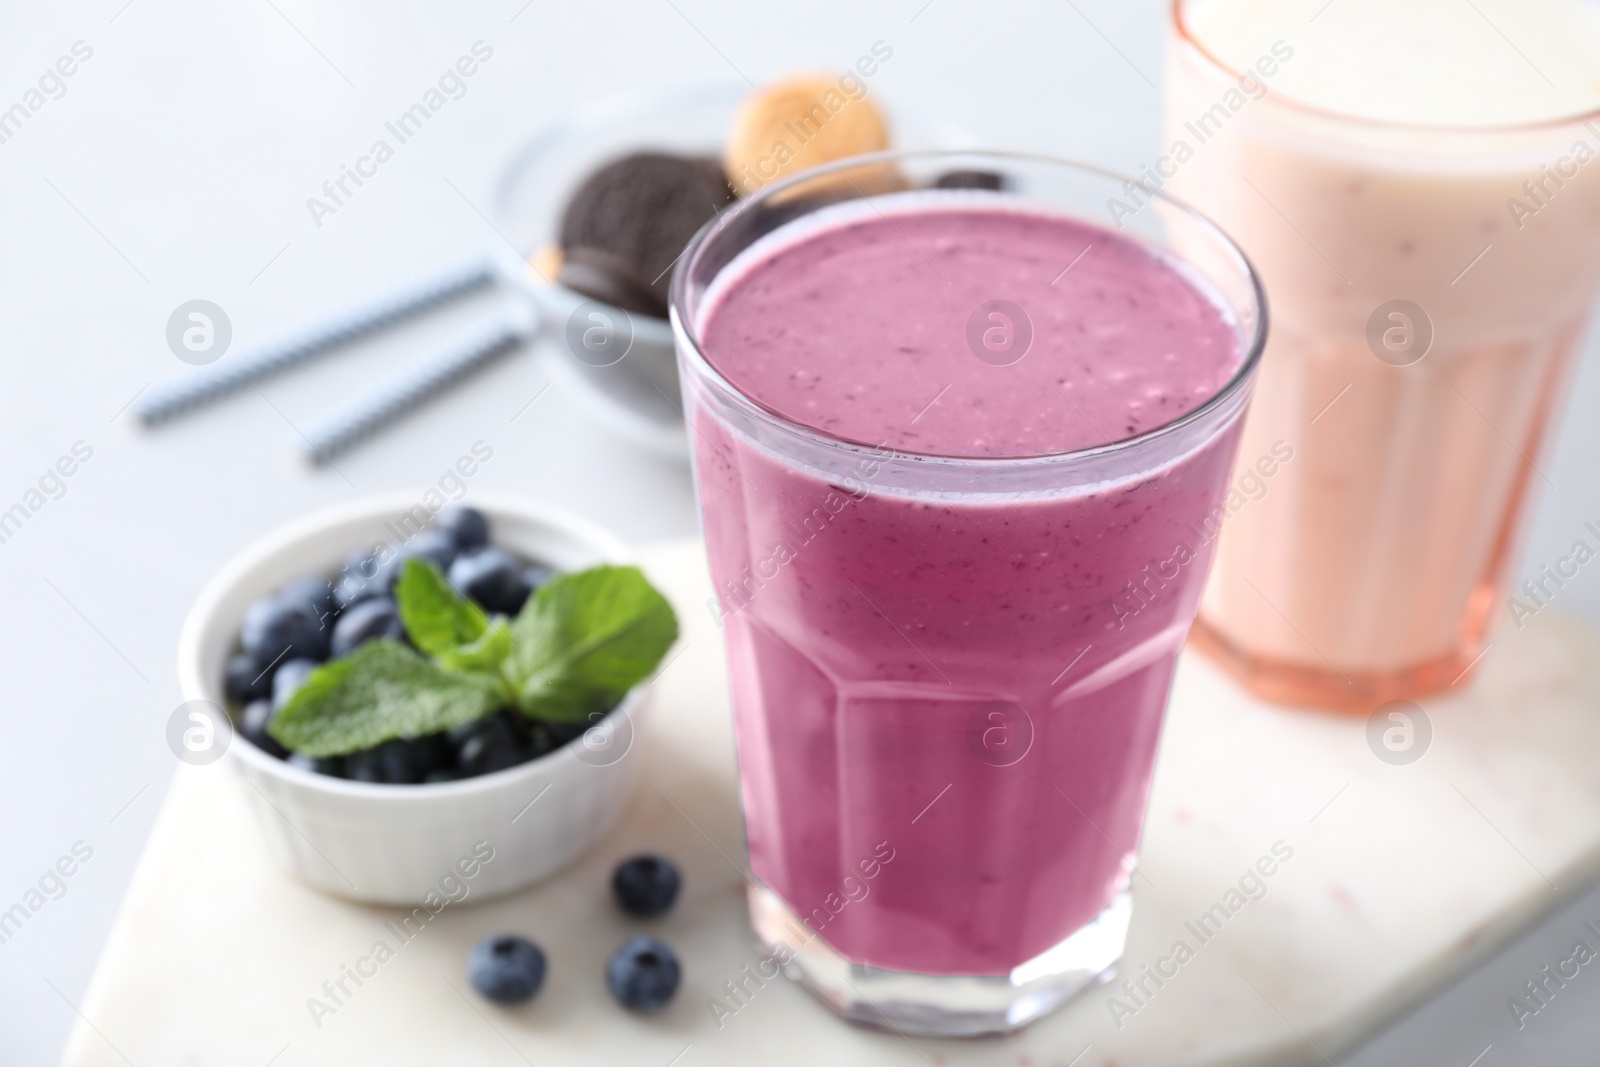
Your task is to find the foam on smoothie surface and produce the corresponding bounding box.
[697,201,1240,459]
[1188,0,1600,127]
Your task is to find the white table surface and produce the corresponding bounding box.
[56,541,1600,1067]
[2,2,1598,1065]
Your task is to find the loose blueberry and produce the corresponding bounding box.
[331,597,406,657]
[272,658,318,710]
[435,505,490,550]
[239,699,287,759]
[242,595,330,667]
[606,937,681,1013]
[287,752,344,777]
[449,548,532,616]
[451,712,526,777]
[346,738,425,784]
[612,855,681,918]
[468,935,546,1004]
[377,530,459,589]
[224,652,272,704]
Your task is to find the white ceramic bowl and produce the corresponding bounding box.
[177,491,654,905]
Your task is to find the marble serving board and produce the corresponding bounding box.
[62,540,1600,1067]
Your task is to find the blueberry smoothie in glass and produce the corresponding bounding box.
[671,152,1265,1035]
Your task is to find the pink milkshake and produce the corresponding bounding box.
[1167,0,1600,709]
[672,153,1265,1035]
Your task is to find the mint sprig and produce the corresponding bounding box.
[267,640,501,757]
[395,560,487,656]
[509,565,681,723]
[267,559,678,757]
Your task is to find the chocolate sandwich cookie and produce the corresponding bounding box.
[557,245,666,318]
[558,152,735,316]
[933,169,1008,191]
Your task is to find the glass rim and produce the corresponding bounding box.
[668,147,1269,470]
[1171,0,1600,136]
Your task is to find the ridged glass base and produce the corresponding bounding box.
[748,880,1129,1037]
[1189,616,1487,713]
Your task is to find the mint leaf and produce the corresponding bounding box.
[395,558,486,657]
[263,564,676,755]
[438,617,514,675]
[507,565,678,723]
[267,640,501,757]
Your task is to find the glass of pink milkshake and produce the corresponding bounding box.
[671,151,1265,1035]
[1167,0,1600,710]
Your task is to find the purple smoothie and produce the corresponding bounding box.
[691,199,1245,975]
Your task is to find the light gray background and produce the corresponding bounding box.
[1,1,1597,1064]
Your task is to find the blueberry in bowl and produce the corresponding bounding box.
[238,699,287,760]
[241,588,332,668]
[374,528,459,591]
[180,491,677,904]
[448,547,536,616]
[219,503,676,793]
[434,503,490,551]
[329,597,405,658]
